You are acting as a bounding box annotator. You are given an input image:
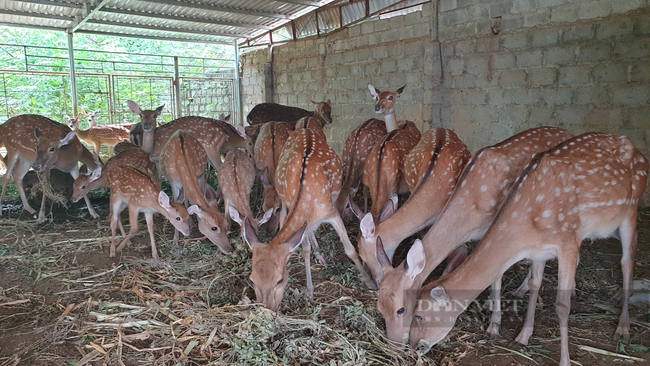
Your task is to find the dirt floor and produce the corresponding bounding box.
[0,177,649,366]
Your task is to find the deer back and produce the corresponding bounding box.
[363,126,421,219]
[219,150,256,231]
[254,122,293,185]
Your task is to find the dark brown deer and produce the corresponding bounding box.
[246,100,332,126]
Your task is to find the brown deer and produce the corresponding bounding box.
[107,165,191,260]
[368,84,405,132]
[72,149,156,236]
[112,140,139,155]
[242,128,376,312]
[84,110,135,130]
[353,129,471,287]
[221,150,273,235]
[248,122,294,234]
[335,118,387,221]
[409,133,648,366]
[0,114,99,222]
[246,100,333,126]
[363,121,421,220]
[127,101,246,171]
[157,130,232,253]
[67,114,130,156]
[376,126,572,343]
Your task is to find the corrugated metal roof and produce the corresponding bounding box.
[0,0,335,45]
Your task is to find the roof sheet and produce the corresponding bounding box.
[0,0,334,45]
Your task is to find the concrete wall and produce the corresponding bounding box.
[240,0,650,205]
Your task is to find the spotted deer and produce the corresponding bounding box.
[246,100,333,126]
[112,140,139,155]
[353,129,471,287]
[107,165,191,260]
[409,133,648,366]
[335,118,387,222]
[0,114,99,222]
[127,101,246,171]
[83,109,135,130]
[157,130,233,253]
[363,121,422,220]
[72,148,155,206]
[248,122,294,234]
[375,127,573,343]
[221,150,273,235]
[242,128,376,312]
[67,114,130,156]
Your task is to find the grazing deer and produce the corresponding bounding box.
[221,150,273,235]
[127,101,246,171]
[248,122,294,234]
[363,121,421,220]
[107,165,191,260]
[157,130,232,253]
[243,128,376,312]
[376,126,572,343]
[335,118,387,221]
[409,133,648,366]
[0,114,99,221]
[67,114,130,156]
[353,129,471,287]
[246,100,333,126]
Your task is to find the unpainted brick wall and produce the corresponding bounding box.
[240,0,650,205]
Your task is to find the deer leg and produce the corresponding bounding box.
[310,232,326,265]
[614,214,637,342]
[511,268,532,298]
[328,212,377,290]
[145,212,160,260]
[109,200,126,257]
[555,244,580,366]
[171,183,181,246]
[513,260,546,346]
[94,143,101,155]
[302,233,314,298]
[115,207,139,255]
[486,277,502,338]
[279,202,288,230]
[5,157,37,216]
[1,154,19,216]
[108,146,114,156]
[36,169,51,223]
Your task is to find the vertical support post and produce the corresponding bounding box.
[233,40,242,126]
[174,56,182,119]
[67,32,78,117]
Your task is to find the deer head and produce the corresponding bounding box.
[32,129,77,172]
[127,100,164,132]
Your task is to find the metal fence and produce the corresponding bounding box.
[0,43,237,126]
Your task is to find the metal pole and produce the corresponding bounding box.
[174,56,182,118]
[67,32,78,117]
[233,40,242,126]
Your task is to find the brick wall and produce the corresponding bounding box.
[240,0,650,205]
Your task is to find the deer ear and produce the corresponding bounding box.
[89,167,102,182]
[257,208,274,226]
[443,244,468,275]
[218,113,225,121]
[92,152,104,167]
[154,104,165,116]
[360,213,375,240]
[204,185,218,202]
[176,187,186,203]
[187,205,202,217]
[261,166,271,186]
[376,237,392,269]
[237,125,247,139]
[79,164,88,175]
[224,115,230,122]
[286,221,307,252]
[244,125,260,138]
[348,197,363,219]
[396,84,406,95]
[326,99,331,106]
[229,205,243,226]
[59,131,77,147]
[404,239,426,280]
[94,110,101,115]
[430,286,450,308]
[35,128,43,140]
[378,196,397,223]
[158,190,171,210]
[243,217,261,249]
[127,100,141,115]
[368,84,379,98]
[311,100,317,105]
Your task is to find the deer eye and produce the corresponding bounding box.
[415,315,422,322]
[211,226,218,231]
[49,147,55,152]
[81,186,85,190]
[397,308,405,316]
[388,96,393,100]
[277,278,283,286]
[176,217,181,221]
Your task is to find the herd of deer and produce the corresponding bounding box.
[0,84,647,366]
